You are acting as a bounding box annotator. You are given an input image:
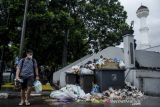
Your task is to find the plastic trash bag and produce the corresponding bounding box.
[50,85,86,100]
[113,58,120,63]
[91,84,100,94]
[80,68,93,74]
[61,85,86,99]
[72,85,86,98]
[60,86,78,99]
[50,90,72,100]
[83,93,92,101]
[71,65,80,71]
[66,69,74,73]
[119,60,125,69]
[88,64,95,70]
[34,80,42,93]
[0,93,8,99]
[97,58,105,65]
[14,79,23,90]
[66,65,80,74]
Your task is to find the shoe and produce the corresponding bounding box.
[18,102,24,106]
[25,101,31,106]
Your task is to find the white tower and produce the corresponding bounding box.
[136,5,150,49]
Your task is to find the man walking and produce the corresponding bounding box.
[16,49,39,106]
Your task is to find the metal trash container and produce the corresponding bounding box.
[65,73,79,85]
[80,74,95,93]
[95,69,125,92]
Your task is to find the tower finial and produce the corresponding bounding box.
[131,21,134,28]
[136,4,150,49]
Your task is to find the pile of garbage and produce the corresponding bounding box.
[50,83,144,104]
[66,56,125,74]
[103,87,143,100]
[50,85,87,101]
[66,65,94,75]
[0,93,8,99]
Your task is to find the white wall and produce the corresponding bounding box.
[136,70,160,96]
[125,69,139,87]
[143,78,160,96]
[125,69,160,96]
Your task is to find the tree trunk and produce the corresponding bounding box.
[19,0,29,57]
[0,45,5,89]
[62,29,69,67]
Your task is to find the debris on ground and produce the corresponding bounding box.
[50,83,144,105]
[30,93,42,97]
[91,84,100,94]
[50,85,86,100]
[103,87,144,100]
[0,93,8,99]
[42,82,54,91]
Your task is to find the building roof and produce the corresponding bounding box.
[135,50,160,68]
[137,5,149,11]
[145,45,160,53]
[136,5,149,15]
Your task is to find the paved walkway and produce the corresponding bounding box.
[0,96,160,107]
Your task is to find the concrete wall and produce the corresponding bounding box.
[143,78,160,96]
[125,69,139,87]
[126,69,160,96]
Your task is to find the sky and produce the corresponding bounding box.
[118,0,160,47]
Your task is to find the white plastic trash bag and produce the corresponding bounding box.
[50,85,86,100]
[88,64,95,70]
[119,60,125,69]
[60,85,86,99]
[50,90,72,100]
[71,65,80,70]
[97,58,105,65]
[66,85,86,99]
[80,68,93,74]
[0,93,8,99]
[34,80,42,93]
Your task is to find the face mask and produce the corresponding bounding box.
[28,55,33,59]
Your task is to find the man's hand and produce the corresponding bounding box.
[15,76,20,80]
[16,67,21,80]
[36,76,39,80]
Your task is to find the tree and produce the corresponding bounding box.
[0,0,10,89]
[1,0,130,69]
[77,0,129,51]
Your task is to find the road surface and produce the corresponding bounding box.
[0,96,160,107]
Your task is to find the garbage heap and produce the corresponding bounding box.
[0,93,8,99]
[66,56,125,75]
[50,56,143,104]
[50,83,144,104]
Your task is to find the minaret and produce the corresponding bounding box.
[136,5,150,49]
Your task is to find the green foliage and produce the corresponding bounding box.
[0,0,130,68]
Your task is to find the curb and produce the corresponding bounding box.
[0,91,51,99]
